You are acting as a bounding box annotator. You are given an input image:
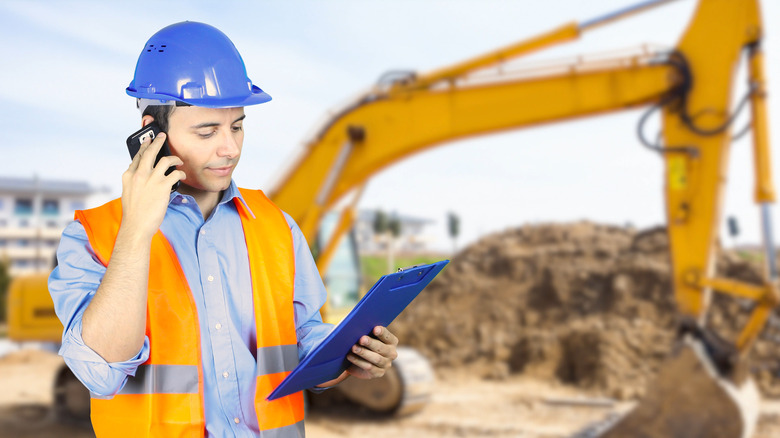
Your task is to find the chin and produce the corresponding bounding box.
[180,178,231,194]
[215,176,233,188]
[203,182,230,193]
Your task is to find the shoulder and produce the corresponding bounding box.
[280,211,298,232]
[236,187,297,231]
[75,198,123,229]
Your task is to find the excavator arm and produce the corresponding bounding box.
[660,0,776,353]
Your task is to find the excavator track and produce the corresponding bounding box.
[53,364,91,427]
[335,346,434,415]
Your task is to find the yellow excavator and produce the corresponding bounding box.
[8,0,779,436]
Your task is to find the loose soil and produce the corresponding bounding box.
[392,222,780,400]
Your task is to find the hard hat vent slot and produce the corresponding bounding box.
[146,44,167,54]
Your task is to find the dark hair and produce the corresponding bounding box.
[142,105,175,133]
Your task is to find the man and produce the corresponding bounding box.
[48,21,398,437]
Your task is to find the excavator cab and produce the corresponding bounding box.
[317,211,362,323]
[314,211,436,415]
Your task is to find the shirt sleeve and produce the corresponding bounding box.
[281,212,335,361]
[48,220,150,397]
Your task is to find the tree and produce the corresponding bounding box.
[387,215,402,272]
[373,209,393,271]
[448,211,460,254]
[0,259,10,324]
[388,216,402,240]
[373,209,388,238]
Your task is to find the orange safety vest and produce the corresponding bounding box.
[75,188,305,438]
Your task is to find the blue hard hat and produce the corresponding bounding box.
[127,21,271,108]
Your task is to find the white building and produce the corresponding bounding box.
[354,210,436,254]
[0,177,102,276]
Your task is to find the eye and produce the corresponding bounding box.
[197,130,216,139]
[232,125,243,133]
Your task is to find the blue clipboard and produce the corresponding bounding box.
[267,260,449,401]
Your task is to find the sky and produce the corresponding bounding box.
[1,0,778,252]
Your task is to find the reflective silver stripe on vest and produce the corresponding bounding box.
[90,364,199,398]
[261,420,305,438]
[257,344,299,376]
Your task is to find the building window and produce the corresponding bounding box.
[14,259,30,269]
[14,199,33,216]
[47,239,60,247]
[70,201,86,211]
[17,239,30,247]
[0,199,4,210]
[0,239,6,247]
[42,199,59,216]
[18,219,29,228]
[46,220,59,228]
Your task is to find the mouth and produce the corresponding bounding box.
[206,165,234,177]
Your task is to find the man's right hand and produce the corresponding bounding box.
[120,132,185,240]
[81,133,185,363]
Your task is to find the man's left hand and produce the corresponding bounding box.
[315,325,399,388]
[346,326,398,379]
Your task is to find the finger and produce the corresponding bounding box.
[346,354,384,377]
[373,326,399,346]
[139,133,166,171]
[152,155,184,176]
[358,334,398,360]
[351,343,390,369]
[128,138,151,172]
[165,170,186,185]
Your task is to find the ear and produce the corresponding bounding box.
[141,115,155,128]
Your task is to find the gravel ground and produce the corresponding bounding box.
[0,349,778,438]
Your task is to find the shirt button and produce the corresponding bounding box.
[181,198,189,204]
[200,229,206,235]
[207,275,214,282]
[215,323,222,330]
[234,418,240,424]
[223,371,229,378]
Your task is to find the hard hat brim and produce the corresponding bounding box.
[126,85,272,108]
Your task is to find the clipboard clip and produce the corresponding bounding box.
[397,264,420,272]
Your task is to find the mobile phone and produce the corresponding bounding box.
[126,122,180,192]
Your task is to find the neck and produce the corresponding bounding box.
[177,184,222,220]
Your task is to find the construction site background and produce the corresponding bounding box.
[1,221,779,437]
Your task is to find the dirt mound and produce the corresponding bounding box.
[391,221,780,400]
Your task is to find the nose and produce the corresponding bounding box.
[216,129,240,159]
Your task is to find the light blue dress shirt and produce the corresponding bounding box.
[48,181,334,437]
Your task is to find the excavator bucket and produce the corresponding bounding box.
[580,328,760,438]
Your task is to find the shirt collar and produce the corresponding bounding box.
[221,180,256,219]
[169,180,256,219]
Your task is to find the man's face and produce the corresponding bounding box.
[164,106,246,194]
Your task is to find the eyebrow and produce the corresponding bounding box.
[191,114,246,129]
